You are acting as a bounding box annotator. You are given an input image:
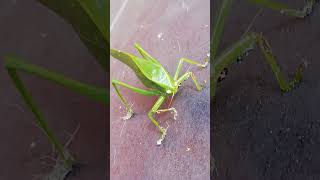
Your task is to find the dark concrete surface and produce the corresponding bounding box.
[0,0,106,179]
[110,0,210,179]
[213,1,320,180]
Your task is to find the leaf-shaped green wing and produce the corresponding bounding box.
[111,49,174,91]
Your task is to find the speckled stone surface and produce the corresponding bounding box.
[110,0,210,179]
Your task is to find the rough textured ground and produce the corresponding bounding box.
[0,0,106,179]
[213,1,320,180]
[110,0,210,179]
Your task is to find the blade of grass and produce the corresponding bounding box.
[211,0,233,60]
[5,61,71,167]
[36,0,108,70]
[77,0,108,40]
[249,0,315,18]
[4,55,108,166]
[5,56,108,104]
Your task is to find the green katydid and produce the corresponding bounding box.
[110,44,208,145]
[211,0,316,99]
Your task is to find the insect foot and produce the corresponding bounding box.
[199,56,209,68]
[121,109,134,120]
[201,80,207,89]
[156,126,168,145]
[171,108,178,120]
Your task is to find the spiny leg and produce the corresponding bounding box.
[174,58,208,80]
[112,80,161,120]
[177,71,204,91]
[147,96,171,145]
[212,33,303,99]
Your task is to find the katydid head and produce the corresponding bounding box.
[165,88,176,95]
[165,82,179,95]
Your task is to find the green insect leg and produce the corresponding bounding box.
[212,33,303,99]
[211,0,316,61]
[147,96,171,145]
[257,34,303,91]
[174,58,208,80]
[112,80,161,120]
[176,71,204,91]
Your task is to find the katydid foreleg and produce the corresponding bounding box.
[147,96,169,145]
[174,58,208,80]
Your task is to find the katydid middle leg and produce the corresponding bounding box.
[176,71,204,91]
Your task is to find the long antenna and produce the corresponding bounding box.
[168,93,175,108]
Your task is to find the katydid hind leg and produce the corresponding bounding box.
[212,33,303,99]
[257,34,303,91]
[112,80,161,120]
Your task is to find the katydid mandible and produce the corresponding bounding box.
[111,44,208,145]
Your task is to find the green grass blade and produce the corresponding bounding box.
[36,0,108,70]
[77,0,108,40]
[212,0,233,60]
[248,0,288,11]
[5,56,108,104]
[5,62,71,167]
[249,0,315,18]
